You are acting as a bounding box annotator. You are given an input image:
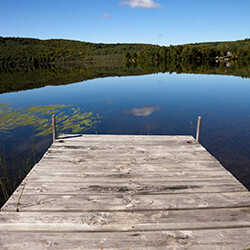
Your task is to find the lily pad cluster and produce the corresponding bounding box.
[0,103,101,136]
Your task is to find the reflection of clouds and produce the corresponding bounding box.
[123,106,161,117]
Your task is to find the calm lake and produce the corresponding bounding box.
[0,69,250,206]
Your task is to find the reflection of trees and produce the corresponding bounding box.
[0,60,249,94]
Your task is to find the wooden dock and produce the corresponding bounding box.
[1,134,250,249]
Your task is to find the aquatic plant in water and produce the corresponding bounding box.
[0,103,101,136]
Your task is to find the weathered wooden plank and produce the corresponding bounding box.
[1,208,250,232]
[1,229,250,249]
[46,145,210,154]
[29,170,233,180]
[33,165,230,173]
[27,169,233,179]
[22,175,236,184]
[53,136,199,144]
[49,143,207,151]
[55,136,195,145]
[43,153,214,162]
[40,157,221,166]
[12,181,246,196]
[44,152,212,162]
[42,143,217,158]
[14,170,239,183]
[34,160,226,171]
[41,156,216,167]
[33,165,230,174]
[2,192,250,212]
[58,134,194,141]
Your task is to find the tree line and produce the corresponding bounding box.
[0,37,249,70]
[124,39,250,63]
[0,37,158,69]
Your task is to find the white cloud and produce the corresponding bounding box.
[119,0,162,9]
[101,13,110,19]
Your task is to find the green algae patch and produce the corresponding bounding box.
[0,104,101,136]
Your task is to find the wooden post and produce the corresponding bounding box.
[52,115,56,143]
[196,116,202,142]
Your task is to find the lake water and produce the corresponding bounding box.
[0,71,250,206]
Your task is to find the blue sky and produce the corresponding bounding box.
[1,0,249,45]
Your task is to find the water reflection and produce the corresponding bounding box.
[123,106,161,117]
[1,60,250,94]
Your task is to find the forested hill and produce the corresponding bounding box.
[0,37,250,69]
[0,37,158,68]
